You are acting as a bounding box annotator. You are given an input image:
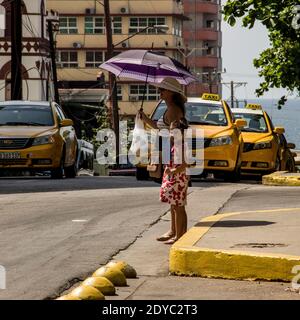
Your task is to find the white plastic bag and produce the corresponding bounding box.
[128,114,148,165]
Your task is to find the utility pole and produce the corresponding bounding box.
[11,0,23,100]
[103,0,120,164]
[48,20,60,104]
[222,81,247,108]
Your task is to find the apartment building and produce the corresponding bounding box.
[47,0,187,118]
[183,0,222,96]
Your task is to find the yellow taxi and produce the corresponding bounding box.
[0,101,78,178]
[231,104,296,174]
[136,93,246,181]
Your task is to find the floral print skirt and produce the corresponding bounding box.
[159,168,189,207]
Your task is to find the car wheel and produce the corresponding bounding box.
[65,161,78,178]
[285,157,296,173]
[275,155,281,171]
[51,159,64,179]
[136,167,149,181]
[223,165,241,182]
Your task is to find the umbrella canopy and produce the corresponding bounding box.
[99,50,198,85]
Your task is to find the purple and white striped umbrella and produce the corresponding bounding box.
[99,50,199,85]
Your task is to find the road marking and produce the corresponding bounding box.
[220,207,300,216]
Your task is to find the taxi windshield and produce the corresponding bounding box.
[234,113,268,133]
[0,105,54,126]
[152,101,228,126]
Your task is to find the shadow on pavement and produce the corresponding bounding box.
[195,220,275,228]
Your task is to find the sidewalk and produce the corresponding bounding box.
[102,184,300,300]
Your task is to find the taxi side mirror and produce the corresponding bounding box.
[274,127,285,135]
[235,119,247,128]
[60,119,74,127]
[287,143,296,149]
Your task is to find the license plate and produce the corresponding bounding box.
[0,152,21,159]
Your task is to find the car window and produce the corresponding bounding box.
[152,101,228,126]
[233,113,268,133]
[0,104,54,126]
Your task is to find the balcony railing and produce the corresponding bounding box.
[183,29,220,41]
[183,1,219,14]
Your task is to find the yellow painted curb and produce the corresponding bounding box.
[169,209,300,282]
[262,171,300,186]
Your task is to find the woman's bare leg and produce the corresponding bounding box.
[164,205,187,244]
[156,206,176,241]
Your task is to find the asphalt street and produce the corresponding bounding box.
[0,176,219,299]
[1,175,299,300]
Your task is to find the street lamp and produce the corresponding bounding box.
[176,45,208,95]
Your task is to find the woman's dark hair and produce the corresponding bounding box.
[172,92,186,116]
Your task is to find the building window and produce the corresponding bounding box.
[57,51,78,68]
[117,85,122,101]
[206,20,214,29]
[112,17,122,34]
[129,84,159,101]
[85,51,104,68]
[59,17,78,34]
[85,17,105,34]
[129,17,166,34]
[173,19,182,37]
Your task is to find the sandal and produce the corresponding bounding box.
[156,232,175,241]
[164,237,178,245]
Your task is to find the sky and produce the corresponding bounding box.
[220,1,293,100]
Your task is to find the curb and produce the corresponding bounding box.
[56,260,137,300]
[169,212,300,282]
[262,171,300,186]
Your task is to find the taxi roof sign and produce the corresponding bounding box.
[246,103,262,110]
[201,93,221,101]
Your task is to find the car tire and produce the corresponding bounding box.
[65,162,78,178]
[136,167,149,181]
[51,160,64,179]
[223,165,241,182]
[275,155,281,171]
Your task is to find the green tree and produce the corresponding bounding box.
[223,0,300,108]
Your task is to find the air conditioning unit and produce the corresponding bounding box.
[120,7,128,14]
[129,96,139,102]
[73,42,83,49]
[121,41,129,48]
[85,8,96,15]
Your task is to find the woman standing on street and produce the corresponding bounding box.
[139,77,188,243]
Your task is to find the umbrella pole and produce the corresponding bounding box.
[140,43,154,111]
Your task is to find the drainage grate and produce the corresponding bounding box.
[231,243,288,249]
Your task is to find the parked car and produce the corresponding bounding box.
[232,104,296,175]
[136,93,246,182]
[76,139,94,172]
[0,101,78,178]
